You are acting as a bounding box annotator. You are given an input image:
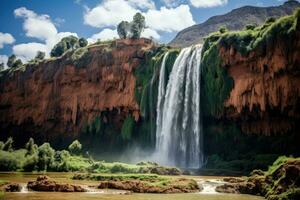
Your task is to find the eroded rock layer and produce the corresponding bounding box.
[220,27,300,135]
[0,39,155,144]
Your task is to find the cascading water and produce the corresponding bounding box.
[155,45,203,168]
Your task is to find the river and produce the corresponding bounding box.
[0,172,263,200]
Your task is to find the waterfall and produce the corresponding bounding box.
[155,45,203,168]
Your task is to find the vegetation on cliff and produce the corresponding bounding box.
[201,8,300,117]
[134,46,179,147]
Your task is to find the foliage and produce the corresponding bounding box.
[201,40,233,117]
[0,150,25,171]
[201,9,300,117]
[78,37,88,47]
[0,63,4,71]
[117,12,146,39]
[7,54,23,68]
[3,137,14,152]
[121,116,135,140]
[68,140,82,155]
[50,35,80,57]
[219,25,228,34]
[0,141,4,150]
[245,24,257,30]
[117,21,130,39]
[35,51,45,61]
[37,143,55,171]
[25,137,38,156]
[7,55,16,68]
[131,13,146,39]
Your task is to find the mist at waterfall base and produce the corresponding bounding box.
[118,45,204,169]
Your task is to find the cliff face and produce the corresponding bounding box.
[218,25,300,135]
[0,39,155,143]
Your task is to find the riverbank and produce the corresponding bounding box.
[0,172,264,200]
[216,156,300,200]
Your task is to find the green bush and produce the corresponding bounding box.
[3,137,14,152]
[0,150,26,171]
[37,143,55,171]
[0,141,4,150]
[68,140,82,155]
[25,137,38,156]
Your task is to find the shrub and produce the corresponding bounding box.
[50,35,80,57]
[0,141,4,150]
[3,137,14,152]
[0,150,26,171]
[34,51,45,61]
[245,24,256,30]
[219,25,228,34]
[78,37,88,47]
[37,143,55,171]
[68,140,82,155]
[25,137,38,156]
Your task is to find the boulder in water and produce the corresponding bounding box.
[27,175,87,192]
[3,183,22,192]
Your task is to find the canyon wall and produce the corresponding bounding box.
[0,39,155,146]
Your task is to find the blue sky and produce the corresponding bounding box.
[0,0,292,65]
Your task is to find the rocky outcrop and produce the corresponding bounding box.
[98,178,201,193]
[216,158,300,200]
[0,39,155,144]
[27,175,86,192]
[169,0,300,47]
[0,183,22,192]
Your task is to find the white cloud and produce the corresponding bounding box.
[13,7,78,61]
[161,0,185,7]
[12,43,48,62]
[84,0,138,28]
[189,0,228,8]
[128,0,156,9]
[84,0,195,41]
[87,28,118,43]
[14,7,57,40]
[0,32,15,48]
[0,55,8,67]
[145,5,195,32]
[142,28,160,40]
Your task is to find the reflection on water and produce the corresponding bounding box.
[0,172,264,200]
[3,193,264,200]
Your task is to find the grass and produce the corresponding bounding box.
[72,173,167,182]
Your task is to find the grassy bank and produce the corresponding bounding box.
[0,137,180,175]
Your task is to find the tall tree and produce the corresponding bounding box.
[130,13,146,39]
[7,55,16,68]
[117,21,130,39]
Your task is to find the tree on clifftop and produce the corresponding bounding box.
[117,21,130,39]
[35,51,46,61]
[79,37,88,47]
[50,35,80,57]
[0,63,4,71]
[117,12,146,39]
[131,13,146,39]
[7,54,23,68]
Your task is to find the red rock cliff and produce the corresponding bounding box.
[0,39,155,142]
[219,30,300,135]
